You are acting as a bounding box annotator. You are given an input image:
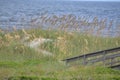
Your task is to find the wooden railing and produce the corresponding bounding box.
[62,47,120,68]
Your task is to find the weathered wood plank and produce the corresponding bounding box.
[87,53,120,64]
[62,47,120,62]
[110,64,120,68]
[106,60,120,66]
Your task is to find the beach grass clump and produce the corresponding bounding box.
[31,14,120,37]
[0,14,120,79]
[0,28,120,80]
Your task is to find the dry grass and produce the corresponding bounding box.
[0,14,120,80]
[29,14,120,37]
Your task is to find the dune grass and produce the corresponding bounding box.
[0,27,120,80]
[0,14,120,80]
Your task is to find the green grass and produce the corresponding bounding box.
[0,28,120,80]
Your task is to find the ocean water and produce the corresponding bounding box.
[0,0,120,36]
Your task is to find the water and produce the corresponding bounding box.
[0,0,120,36]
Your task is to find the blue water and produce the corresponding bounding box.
[0,0,120,36]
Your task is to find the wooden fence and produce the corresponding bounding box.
[62,47,120,68]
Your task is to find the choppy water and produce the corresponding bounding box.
[0,0,120,36]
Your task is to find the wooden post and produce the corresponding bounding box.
[103,51,106,67]
[83,55,87,65]
[110,58,114,67]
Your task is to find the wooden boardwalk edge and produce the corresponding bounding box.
[62,47,120,68]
